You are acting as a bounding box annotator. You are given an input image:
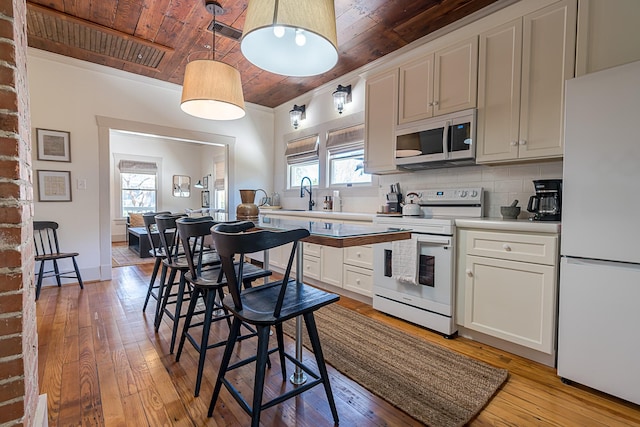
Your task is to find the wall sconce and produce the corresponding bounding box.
[194,174,211,189]
[289,104,306,129]
[332,84,352,114]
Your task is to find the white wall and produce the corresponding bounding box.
[272,0,563,216]
[28,49,274,284]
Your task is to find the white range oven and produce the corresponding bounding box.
[373,188,483,338]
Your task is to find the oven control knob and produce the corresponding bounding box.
[459,190,467,198]
[471,190,478,197]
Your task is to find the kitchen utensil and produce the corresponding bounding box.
[500,199,521,219]
[402,192,422,216]
[236,188,267,220]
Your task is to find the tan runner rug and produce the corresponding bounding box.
[111,244,156,267]
[283,304,508,427]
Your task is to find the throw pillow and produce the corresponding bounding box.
[129,213,145,227]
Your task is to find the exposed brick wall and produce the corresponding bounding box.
[0,0,38,426]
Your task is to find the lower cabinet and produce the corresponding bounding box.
[459,229,559,355]
[463,255,556,353]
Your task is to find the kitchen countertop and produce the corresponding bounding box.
[455,217,561,233]
[259,209,375,222]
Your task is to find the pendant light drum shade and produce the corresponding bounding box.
[180,59,246,120]
[241,0,338,76]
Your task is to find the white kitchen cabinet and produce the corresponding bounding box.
[267,242,296,272]
[575,0,640,77]
[461,229,558,354]
[398,37,478,124]
[320,246,344,287]
[342,244,374,297]
[364,68,398,174]
[476,0,576,163]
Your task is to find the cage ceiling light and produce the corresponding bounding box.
[241,0,339,77]
[180,1,246,120]
[289,104,305,129]
[333,84,352,114]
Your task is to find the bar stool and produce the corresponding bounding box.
[174,217,272,396]
[141,211,171,313]
[154,214,219,353]
[208,221,340,427]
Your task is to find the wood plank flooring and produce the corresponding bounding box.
[37,263,640,426]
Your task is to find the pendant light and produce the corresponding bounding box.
[181,1,245,120]
[241,0,338,77]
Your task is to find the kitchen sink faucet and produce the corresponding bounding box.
[300,176,315,210]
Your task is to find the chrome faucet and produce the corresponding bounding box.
[300,176,315,211]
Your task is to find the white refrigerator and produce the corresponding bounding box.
[558,60,640,405]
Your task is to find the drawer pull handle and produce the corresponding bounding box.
[503,244,512,251]
[356,279,361,284]
[356,252,361,257]
[466,269,473,277]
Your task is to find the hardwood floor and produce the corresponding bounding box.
[37,263,640,426]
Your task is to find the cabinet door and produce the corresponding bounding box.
[464,255,556,354]
[364,69,398,174]
[434,37,478,116]
[519,0,576,159]
[476,19,523,163]
[320,246,343,287]
[398,54,434,124]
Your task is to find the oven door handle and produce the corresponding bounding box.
[413,234,451,245]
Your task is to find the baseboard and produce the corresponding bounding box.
[35,394,48,427]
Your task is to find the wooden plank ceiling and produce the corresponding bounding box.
[26,0,499,109]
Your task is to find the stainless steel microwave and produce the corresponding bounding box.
[395,108,476,170]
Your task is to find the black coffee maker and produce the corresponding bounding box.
[527,179,562,221]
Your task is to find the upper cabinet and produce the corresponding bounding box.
[476,0,577,163]
[364,69,398,174]
[575,0,640,76]
[398,37,479,125]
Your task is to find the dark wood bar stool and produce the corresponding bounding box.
[208,221,340,427]
[141,211,171,313]
[174,217,272,396]
[154,214,219,353]
[33,221,84,300]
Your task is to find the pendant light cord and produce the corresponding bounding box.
[212,8,216,61]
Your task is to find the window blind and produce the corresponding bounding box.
[118,160,158,174]
[326,123,365,154]
[285,135,319,163]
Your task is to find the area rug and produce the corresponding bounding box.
[282,304,508,427]
[111,244,156,267]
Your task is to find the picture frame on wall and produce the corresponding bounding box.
[202,175,209,189]
[37,170,72,202]
[36,128,71,162]
[201,190,210,208]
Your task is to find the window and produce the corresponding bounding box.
[326,124,371,186]
[329,148,370,185]
[286,135,319,188]
[117,160,158,217]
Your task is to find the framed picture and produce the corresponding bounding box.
[36,128,71,162]
[202,175,209,189]
[37,170,72,202]
[172,175,191,197]
[201,190,210,208]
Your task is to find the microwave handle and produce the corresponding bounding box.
[442,120,451,159]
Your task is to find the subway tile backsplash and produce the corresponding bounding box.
[379,160,563,219]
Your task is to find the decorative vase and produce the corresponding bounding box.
[236,189,266,221]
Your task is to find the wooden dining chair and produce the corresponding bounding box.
[33,221,84,300]
[208,221,340,427]
[174,217,271,396]
[141,211,171,313]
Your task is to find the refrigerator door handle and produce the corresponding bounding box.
[563,256,640,271]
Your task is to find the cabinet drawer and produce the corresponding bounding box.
[466,230,558,265]
[343,245,373,269]
[302,255,320,280]
[303,242,321,257]
[343,265,373,297]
